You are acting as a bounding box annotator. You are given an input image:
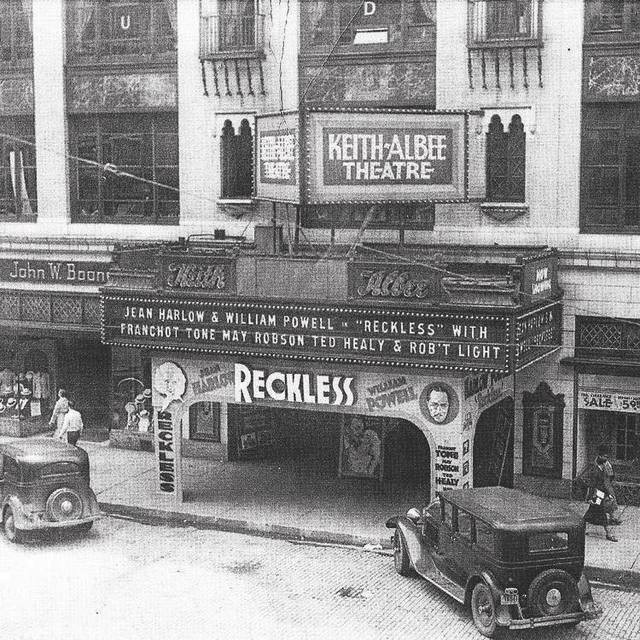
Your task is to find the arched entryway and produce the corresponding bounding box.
[473,397,514,488]
[383,419,430,495]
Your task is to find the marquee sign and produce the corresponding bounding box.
[255,111,300,203]
[520,252,560,303]
[515,302,562,370]
[102,294,511,372]
[348,261,444,302]
[305,110,468,204]
[159,254,236,295]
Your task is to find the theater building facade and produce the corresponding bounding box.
[101,238,562,502]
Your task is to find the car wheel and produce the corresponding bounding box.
[3,507,23,544]
[393,529,413,576]
[527,569,578,617]
[471,582,497,638]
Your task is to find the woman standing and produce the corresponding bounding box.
[49,389,69,439]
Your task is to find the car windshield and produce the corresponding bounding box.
[529,531,569,553]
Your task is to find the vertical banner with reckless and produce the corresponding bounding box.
[155,410,182,499]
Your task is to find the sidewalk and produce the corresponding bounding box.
[7,434,640,587]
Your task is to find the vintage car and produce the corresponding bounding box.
[386,487,601,637]
[1,438,102,543]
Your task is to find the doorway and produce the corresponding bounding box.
[473,397,514,488]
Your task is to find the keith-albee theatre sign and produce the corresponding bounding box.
[101,294,562,373]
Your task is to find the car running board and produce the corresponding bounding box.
[413,553,466,604]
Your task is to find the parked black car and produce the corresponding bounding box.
[1,438,101,543]
[387,487,601,637]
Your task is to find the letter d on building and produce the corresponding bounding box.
[364,1,376,16]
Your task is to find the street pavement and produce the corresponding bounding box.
[1,515,639,640]
[71,440,640,586]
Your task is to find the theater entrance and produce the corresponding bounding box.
[473,397,514,488]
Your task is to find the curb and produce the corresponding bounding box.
[100,502,392,549]
[99,502,640,591]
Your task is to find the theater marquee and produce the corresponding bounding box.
[102,293,511,372]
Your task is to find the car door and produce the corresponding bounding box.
[449,507,475,584]
[434,498,456,574]
[421,498,442,548]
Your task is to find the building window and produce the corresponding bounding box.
[71,113,178,223]
[220,118,253,200]
[0,0,32,66]
[585,0,640,37]
[486,114,526,203]
[200,0,264,57]
[468,0,541,46]
[0,118,37,220]
[305,0,435,48]
[67,0,176,60]
[581,106,640,232]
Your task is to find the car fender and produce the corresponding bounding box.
[577,572,602,617]
[2,495,30,529]
[465,571,513,627]
[393,516,423,569]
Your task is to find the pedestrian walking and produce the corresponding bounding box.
[584,451,619,542]
[59,400,83,446]
[49,389,69,439]
[597,445,623,525]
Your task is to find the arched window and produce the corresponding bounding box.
[486,114,525,203]
[220,118,253,199]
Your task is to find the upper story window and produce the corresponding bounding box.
[468,0,542,47]
[0,0,32,66]
[585,0,640,39]
[581,104,640,233]
[67,0,176,61]
[303,0,435,50]
[70,113,178,224]
[220,118,252,200]
[200,0,264,59]
[486,114,526,203]
[0,117,37,221]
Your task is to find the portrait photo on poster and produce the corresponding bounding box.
[419,381,459,425]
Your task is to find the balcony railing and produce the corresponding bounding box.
[200,14,265,59]
[468,0,542,48]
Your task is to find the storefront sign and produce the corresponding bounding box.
[348,261,443,302]
[305,110,468,204]
[515,302,562,370]
[102,294,511,371]
[578,390,640,414]
[255,112,300,203]
[520,253,559,302]
[160,255,236,295]
[0,259,110,285]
